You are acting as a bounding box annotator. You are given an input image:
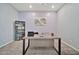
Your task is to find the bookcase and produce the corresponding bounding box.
[15,21,25,40]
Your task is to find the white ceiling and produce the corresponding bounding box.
[10,3,64,12]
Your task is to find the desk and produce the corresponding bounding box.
[22,36,61,55]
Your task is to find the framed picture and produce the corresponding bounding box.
[35,17,47,26]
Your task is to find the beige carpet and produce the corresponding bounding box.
[0,40,79,55]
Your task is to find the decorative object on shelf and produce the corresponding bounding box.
[35,17,47,26]
[15,21,25,40]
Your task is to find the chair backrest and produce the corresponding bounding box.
[34,32,38,34]
[28,31,34,37]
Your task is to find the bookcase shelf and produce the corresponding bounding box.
[15,21,25,40]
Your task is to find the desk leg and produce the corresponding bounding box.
[27,39,30,49]
[58,38,61,55]
[23,39,30,55]
[52,39,54,48]
[27,39,30,50]
[23,39,25,55]
[25,39,30,55]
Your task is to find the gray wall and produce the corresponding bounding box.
[19,12,57,34]
[0,4,18,47]
[57,4,79,49]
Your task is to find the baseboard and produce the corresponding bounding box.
[0,40,14,48]
[62,40,79,52]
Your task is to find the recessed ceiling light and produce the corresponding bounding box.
[29,5,32,8]
[52,5,54,8]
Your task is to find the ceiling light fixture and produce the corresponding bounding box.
[29,5,32,8]
[52,5,54,8]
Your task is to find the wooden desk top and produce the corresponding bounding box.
[23,36,61,40]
